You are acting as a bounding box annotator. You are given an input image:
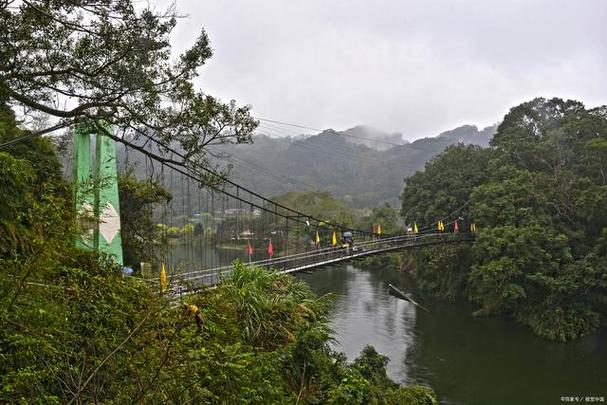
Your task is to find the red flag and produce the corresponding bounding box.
[267,239,274,258]
[247,240,254,256]
[454,220,460,233]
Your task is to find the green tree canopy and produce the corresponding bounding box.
[274,190,356,228]
[401,144,491,227]
[0,0,257,169]
[400,97,607,341]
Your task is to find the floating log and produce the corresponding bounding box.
[388,283,430,312]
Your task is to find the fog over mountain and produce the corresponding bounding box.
[339,125,408,151]
[102,123,496,209]
[216,123,496,207]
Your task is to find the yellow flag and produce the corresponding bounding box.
[160,263,167,292]
[413,222,419,234]
[377,224,382,236]
[331,230,337,246]
[315,229,320,244]
[437,221,442,232]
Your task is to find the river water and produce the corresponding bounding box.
[296,263,607,405]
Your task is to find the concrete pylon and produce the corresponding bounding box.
[73,124,123,265]
[73,126,95,251]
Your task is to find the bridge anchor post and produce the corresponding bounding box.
[72,123,123,265]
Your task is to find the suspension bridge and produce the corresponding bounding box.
[67,125,475,293]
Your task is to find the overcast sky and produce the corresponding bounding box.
[161,0,607,141]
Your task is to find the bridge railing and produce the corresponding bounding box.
[158,232,467,293]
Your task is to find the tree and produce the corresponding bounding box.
[118,172,171,268]
[358,204,402,235]
[0,0,257,170]
[399,98,607,340]
[274,191,356,227]
[401,144,490,226]
[398,144,489,298]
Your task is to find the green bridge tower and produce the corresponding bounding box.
[73,124,123,265]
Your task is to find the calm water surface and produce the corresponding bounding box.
[296,264,607,405]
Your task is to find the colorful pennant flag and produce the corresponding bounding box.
[267,239,274,258]
[160,263,167,293]
[377,224,382,236]
[437,220,445,232]
[454,220,460,233]
[331,230,337,246]
[470,223,477,233]
[247,240,254,256]
[315,229,321,245]
[413,222,419,234]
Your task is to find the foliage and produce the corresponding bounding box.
[0,152,35,256]
[1,0,257,170]
[400,97,607,341]
[0,105,71,258]
[401,144,492,225]
[0,107,436,402]
[275,190,356,227]
[126,124,495,209]
[1,253,438,403]
[357,203,402,235]
[118,172,171,268]
[323,345,436,405]
[417,244,473,301]
[358,252,407,272]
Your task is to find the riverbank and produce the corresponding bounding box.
[297,263,607,405]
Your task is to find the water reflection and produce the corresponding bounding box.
[299,264,417,382]
[170,242,252,272]
[298,263,607,405]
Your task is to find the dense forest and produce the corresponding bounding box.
[2,0,605,401]
[0,101,437,402]
[0,0,439,402]
[401,97,607,341]
[206,124,496,208]
[108,123,495,211]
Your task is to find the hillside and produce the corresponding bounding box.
[59,123,495,210]
[217,124,496,207]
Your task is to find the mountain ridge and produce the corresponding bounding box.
[218,123,497,207]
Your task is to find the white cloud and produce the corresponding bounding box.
[164,0,607,140]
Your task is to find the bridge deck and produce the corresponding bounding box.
[160,233,473,294]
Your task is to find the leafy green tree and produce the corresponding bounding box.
[417,244,473,300]
[401,144,490,226]
[399,98,607,340]
[273,191,357,249]
[470,164,551,228]
[358,203,402,235]
[1,108,437,401]
[1,0,257,169]
[275,191,356,227]
[397,144,488,299]
[118,172,171,268]
[581,138,607,185]
[0,103,72,258]
[0,152,36,256]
